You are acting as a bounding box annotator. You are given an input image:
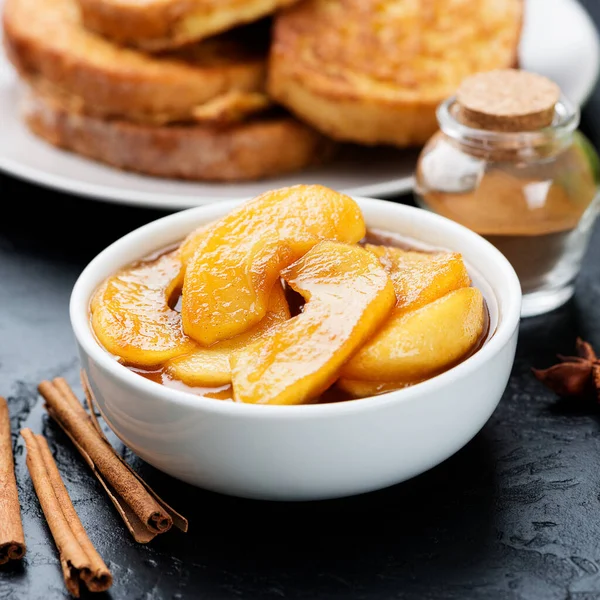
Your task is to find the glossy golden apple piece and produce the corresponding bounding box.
[181,185,365,346]
[341,287,485,382]
[365,245,471,311]
[341,245,474,382]
[178,223,209,265]
[91,252,196,367]
[165,284,290,386]
[231,241,396,405]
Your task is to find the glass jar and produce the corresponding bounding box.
[415,94,600,317]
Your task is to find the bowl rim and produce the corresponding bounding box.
[70,195,522,419]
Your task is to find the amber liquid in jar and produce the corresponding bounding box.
[121,230,492,404]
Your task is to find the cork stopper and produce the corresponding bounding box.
[456,69,561,132]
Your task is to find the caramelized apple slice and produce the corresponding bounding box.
[178,223,209,265]
[231,241,396,405]
[91,252,196,367]
[342,287,485,382]
[365,245,471,311]
[340,245,476,381]
[181,185,365,345]
[165,284,290,386]
[337,379,412,398]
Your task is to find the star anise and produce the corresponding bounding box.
[532,338,600,402]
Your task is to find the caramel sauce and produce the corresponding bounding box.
[117,229,492,404]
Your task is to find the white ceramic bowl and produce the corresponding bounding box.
[70,197,521,501]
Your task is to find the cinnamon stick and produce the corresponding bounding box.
[0,396,26,564]
[38,378,187,543]
[21,429,112,597]
[80,371,188,534]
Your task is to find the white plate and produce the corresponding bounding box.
[0,0,598,210]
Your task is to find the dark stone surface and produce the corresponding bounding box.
[2,3,600,598]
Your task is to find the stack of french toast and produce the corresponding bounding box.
[2,0,523,182]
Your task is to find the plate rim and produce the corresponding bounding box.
[0,153,415,208]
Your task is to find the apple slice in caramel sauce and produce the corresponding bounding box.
[340,287,486,385]
[365,245,471,311]
[90,185,489,403]
[231,241,396,405]
[90,251,196,367]
[338,244,481,386]
[180,185,365,346]
[165,284,290,387]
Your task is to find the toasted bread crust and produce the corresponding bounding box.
[3,0,266,123]
[269,0,522,147]
[78,0,298,52]
[22,89,336,182]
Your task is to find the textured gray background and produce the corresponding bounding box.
[2,2,600,598]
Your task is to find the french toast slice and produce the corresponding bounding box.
[268,0,523,147]
[2,0,268,124]
[77,0,299,52]
[22,89,335,182]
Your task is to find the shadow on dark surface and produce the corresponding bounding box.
[9,397,501,599]
[94,430,494,599]
[547,395,599,417]
[0,175,171,263]
[141,430,497,561]
[40,399,497,545]
[0,558,25,575]
[518,295,600,364]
